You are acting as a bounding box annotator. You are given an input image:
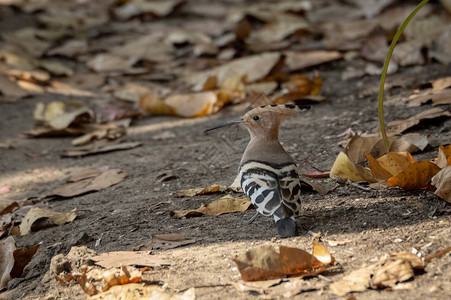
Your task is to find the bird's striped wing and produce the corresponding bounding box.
[239,161,302,219]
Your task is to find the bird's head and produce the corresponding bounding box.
[204,104,310,140]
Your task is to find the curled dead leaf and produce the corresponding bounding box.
[19,207,77,236]
[330,152,375,183]
[170,195,252,218]
[233,242,334,281]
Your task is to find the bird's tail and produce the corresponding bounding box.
[276,218,298,238]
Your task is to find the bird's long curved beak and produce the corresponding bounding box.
[204,118,244,133]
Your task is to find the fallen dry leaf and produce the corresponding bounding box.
[132,234,196,251]
[403,89,451,107]
[436,145,451,168]
[62,141,142,157]
[185,52,282,91]
[366,152,416,181]
[330,152,375,183]
[19,207,76,236]
[0,73,29,99]
[101,266,148,292]
[0,236,39,288]
[165,91,219,117]
[170,195,252,218]
[11,244,40,279]
[371,252,424,288]
[284,50,341,71]
[345,134,426,164]
[88,284,195,300]
[92,251,171,269]
[177,184,240,197]
[388,161,441,190]
[53,168,127,197]
[330,251,424,296]
[431,166,451,203]
[0,236,16,288]
[234,277,326,298]
[234,242,334,281]
[385,107,451,135]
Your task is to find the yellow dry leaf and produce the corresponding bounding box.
[388,161,441,190]
[170,195,252,218]
[436,145,451,168]
[376,152,416,176]
[139,93,175,115]
[19,208,76,236]
[33,101,65,122]
[217,76,246,106]
[165,92,218,117]
[274,74,322,104]
[330,152,375,182]
[431,166,451,203]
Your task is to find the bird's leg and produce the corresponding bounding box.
[241,211,259,224]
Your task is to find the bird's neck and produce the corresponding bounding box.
[241,134,293,165]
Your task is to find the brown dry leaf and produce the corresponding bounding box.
[0,236,16,288]
[71,127,127,146]
[436,145,451,168]
[53,169,127,197]
[61,141,142,157]
[330,251,424,296]
[19,207,76,236]
[385,107,451,135]
[345,134,427,164]
[247,14,309,44]
[233,242,334,282]
[0,73,30,99]
[388,161,441,190]
[345,135,381,164]
[431,166,451,203]
[87,54,136,73]
[185,52,281,91]
[403,89,451,107]
[88,284,195,300]
[234,278,326,298]
[177,184,240,197]
[11,244,40,279]
[371,252,424,288]
[330,152,375,183]
[365,152,393,181]
[284,51,341,71]
[113,0,184,20]
[92,251,171,269]
[329,265,375,296]
[170,195,252,218]
[133,234,196,251]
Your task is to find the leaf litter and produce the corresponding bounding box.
[1,0,451,298]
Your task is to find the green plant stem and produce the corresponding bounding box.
[378,0,430,153]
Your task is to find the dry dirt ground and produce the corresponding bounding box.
[1,62,450,299]
[1,2,451,300]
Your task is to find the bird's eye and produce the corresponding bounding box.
[253,115,260,121]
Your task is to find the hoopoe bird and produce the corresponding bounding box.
[205,104,310,237]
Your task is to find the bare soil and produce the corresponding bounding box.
[1,61,450,299]
[1,1,451,298]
